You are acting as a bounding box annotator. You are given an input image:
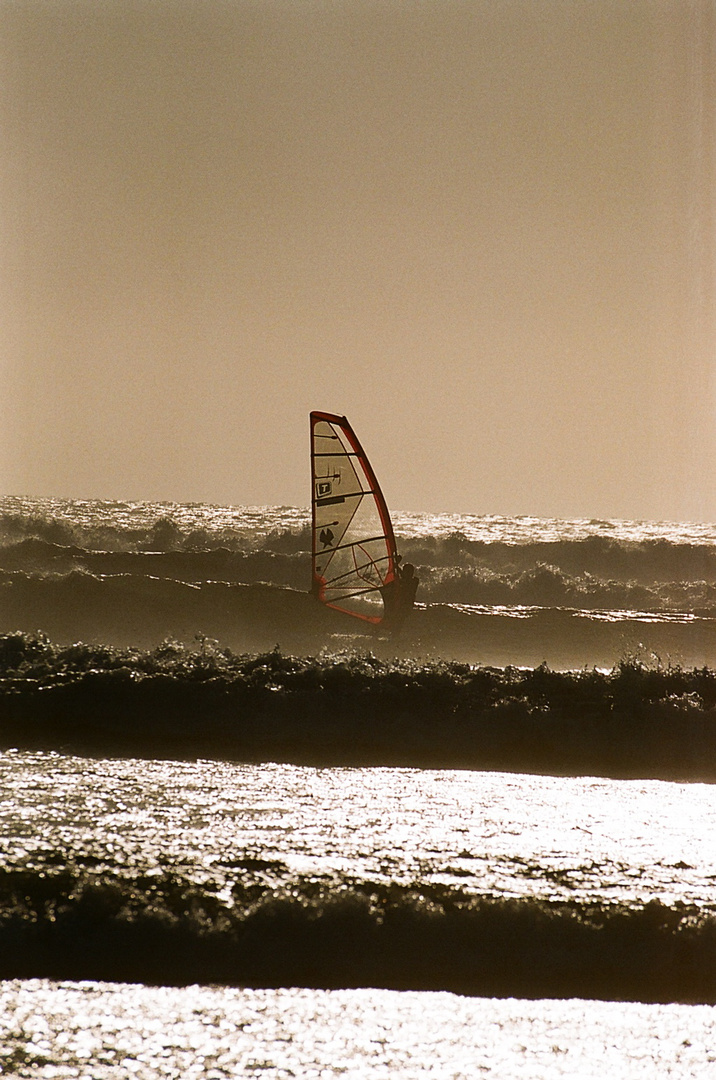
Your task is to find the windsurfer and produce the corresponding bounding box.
[310,411,417,630]
[380,560,419,631]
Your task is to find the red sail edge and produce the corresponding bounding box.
[310,411,399,625]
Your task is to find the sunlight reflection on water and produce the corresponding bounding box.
[5,495,715,546]
[1,752,715,908]
[1,980,715,1079]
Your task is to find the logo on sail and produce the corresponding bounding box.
[316,480,332,499]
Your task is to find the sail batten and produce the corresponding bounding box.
[310,411,398,625]
[315,533,388,557]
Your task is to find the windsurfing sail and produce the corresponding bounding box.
[310,411,399,625]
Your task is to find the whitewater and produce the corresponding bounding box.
[3,496,716,668]
[2,496,716,1077]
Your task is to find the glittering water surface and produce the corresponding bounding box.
[4,494,715,546]
[3,752,716,1075]
[1,981,715,1079]
[4,501,716,1075]
[1,752,714,908]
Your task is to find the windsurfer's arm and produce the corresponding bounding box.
[380,563,418,631]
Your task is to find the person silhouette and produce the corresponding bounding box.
[380,560,419,631]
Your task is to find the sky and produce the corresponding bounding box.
[1,0,714,521]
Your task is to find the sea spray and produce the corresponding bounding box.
[1,866,715,1002]
[2,633,716,780]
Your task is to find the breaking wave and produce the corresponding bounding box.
[3,633,716,781]
[1,865,715,1002]
[3,497,716,668]
[5,536,716,612]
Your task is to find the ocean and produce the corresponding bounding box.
[1,496,716,1077]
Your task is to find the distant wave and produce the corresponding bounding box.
[2,565,716,668]
[1,864,714,1002]
[2,633,716,781]
[4,498,716,668]
[4,531,716,604]
[4,494,716,554]
[0,498,311,553]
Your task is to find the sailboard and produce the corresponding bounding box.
[310,411,401,626]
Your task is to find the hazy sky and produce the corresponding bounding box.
[2,0,714,520]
